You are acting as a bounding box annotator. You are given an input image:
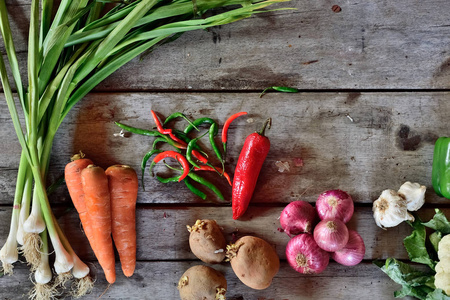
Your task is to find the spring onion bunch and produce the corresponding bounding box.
[0,0,291,298]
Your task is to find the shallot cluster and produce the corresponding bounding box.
[280,190,366,274]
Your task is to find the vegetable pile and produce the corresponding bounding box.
[118,110,272,221]
[0,0,287,297]
[374,209,450,299]
[180,219,280,298]
[117,110,248,201]
[281,190,366,274]
[373,181,426,229]
[65,154,139,284]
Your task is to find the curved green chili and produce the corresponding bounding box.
[183,178,207,200]
[115,121,163,137]
[184,117,217,134]
[172,130,206,154]
[163,112,199,131]
[259,86,299,98]
[209,122,224,168]
[184,118,223,166]
[156,175,180,184]
[187,172,225,202]
[156,175,207,200]
[141,149,163,190]
[186,131,208,168]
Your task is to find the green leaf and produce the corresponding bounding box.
[61,35,168,123]
[72,0,159,85]
[430,231,443,253]
[66,0,264,47]
[0,0,25,110]
[374,258,435,300]
[40,0,54,46]
[425,289,450,300]
[39,1,91,95]
[404,218,436,269]
[423,209,450,234]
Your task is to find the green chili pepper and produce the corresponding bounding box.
[432,137,450,199]
[187,172,225,202]
[163,112,199,131]
[259,86,299,98]
[115,121,163,137]
[156,175,180,184]
[209,122,224,169]
[161,163,224,201]
[186,131,209,168]
[141,149,163,190]
[184,117,217,134]
[184,118,223,165]
[157,175,208,200]
[183,178,207,200]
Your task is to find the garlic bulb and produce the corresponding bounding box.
[373,189,414,229]
[398,181,426,211]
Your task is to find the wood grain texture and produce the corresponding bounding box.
[0,92,448,205]
[0,261,403,300]
[1,0,449,90]
[1,206,447,262]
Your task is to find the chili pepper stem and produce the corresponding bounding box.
[258,118,272,136]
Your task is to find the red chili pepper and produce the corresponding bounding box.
[222,112,248,157]
[192,150,208,164]
[151,110,188,147]
[194,165,232,186]
[149,150,190,181]
[232,118,271,220]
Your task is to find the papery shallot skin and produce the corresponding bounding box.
[331,230,365,266]
[313,219,349,252]
[316,189,354,223]
[280,201,316,237]
[286,234,329,274]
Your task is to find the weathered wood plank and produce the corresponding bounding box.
[1,92,449,205]
[1,206,446,262]
[1,0,449,90]
[0,261,403,300]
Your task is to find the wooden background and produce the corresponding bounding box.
[1,0,450,299]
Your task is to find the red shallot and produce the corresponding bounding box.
[286,234,329,274]
[313,219,349,252]
[280,201,316,237]
[331,230,365,266]
[316,189,354,223]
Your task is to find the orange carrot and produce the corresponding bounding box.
[81,165,116,284]
[106,165,138,277]
[64,154,95,250]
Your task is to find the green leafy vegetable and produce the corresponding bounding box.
[404,218,436,269]
[425,289,450,300]
[374,258,434,300]
[374,209,450,299]
[430,231,443,253]
[423,209,450,234]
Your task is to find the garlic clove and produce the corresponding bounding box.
[373,189,414,229]
[398,181,426,211]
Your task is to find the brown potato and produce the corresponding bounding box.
[177,265,227,300]
[187,219,227,264]
[226,236,279,290]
